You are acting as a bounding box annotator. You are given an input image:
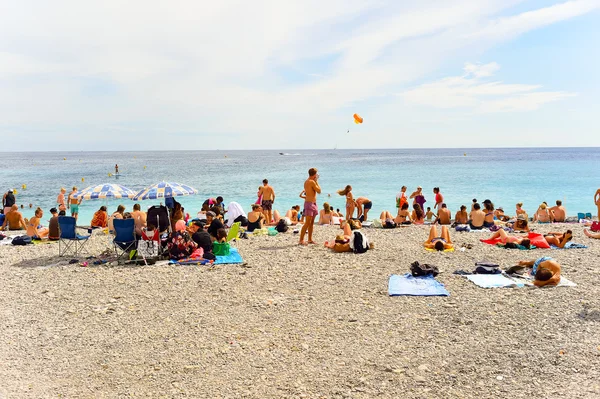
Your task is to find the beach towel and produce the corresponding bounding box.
[214,247,244,265]
[425,247,455,252]
[388,273,449,296]
[466,274,525,288]
[512,274,577,288]
[551,242,588,250]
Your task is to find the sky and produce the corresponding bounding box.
[1,0,599,151]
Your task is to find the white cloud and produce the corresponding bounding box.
[401,62,576,112]
[0,0,596,150]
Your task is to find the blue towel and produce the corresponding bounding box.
[466,274,524,288]
[388,273,449,296]
[214,247,244,265]
[551,242,588,249]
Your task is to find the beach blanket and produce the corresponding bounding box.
[551,242,588,250]
[466,274,525,288]
[214,247,244,265]
[425,247,455,252]
[388,273,450,296]
[511,274,577,287]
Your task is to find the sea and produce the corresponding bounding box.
[1,148,599,224]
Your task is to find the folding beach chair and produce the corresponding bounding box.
[58,216,91,257]
[226,222,241,247]
[138,227,160,265]
[577,213,585,220]
[112,218,137,263]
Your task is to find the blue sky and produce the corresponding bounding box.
[0,0,599,151]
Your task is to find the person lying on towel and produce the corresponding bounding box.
[423,225,454,251]
[518,257,561,287]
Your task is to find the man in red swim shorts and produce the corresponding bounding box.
[299,168,321,245]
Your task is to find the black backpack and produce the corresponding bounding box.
[351,231,369,254]
[410,261,439,277]
[12,235,33,245]
[473,261,501,274]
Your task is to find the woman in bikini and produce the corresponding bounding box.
[395,202,412,224]
[533,203,552,223]
[517,257,561,287]
[484,229,531,248]
[324,219,359,252]
[247,204,265,232]
[482,200,495,228]
[318,202,334,225]
[411,203,425,225]
[26,207,49,239]
[337,185,356,221]
[423,225,454,251]
[515,202,527,218]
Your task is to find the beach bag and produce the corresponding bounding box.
[591,221,600,232]
[12,235,32,246]
[410,261,439,277]
[213,241,230,256]
[350,231,369,254]
[275,219,289,233]
[473,261,500,274]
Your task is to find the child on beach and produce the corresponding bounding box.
[212,228,230,256]
[425,207,434,222]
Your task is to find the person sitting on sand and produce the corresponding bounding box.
[412,203,425,225]
[423,225,454,251]
[319,202,334,225]
[542,230,573,248]
[355,197,372,222]
[517,257,561,287]
[507,215,529,232]
[246,204,264,233]
[1,204,27,231]
[26,207,49,239]
[549,200,566,222]
[167,220,198,260]
[338,185,356,221]
[454,205,469,225]
[494,207,510,222]
[469,202,485,230]
[285,205,301,224]
[533,203,552,223]
[434,203,451,225]
[108,205,126,233]
[515,202,527,219]
[131,203,147,237]
[48,208,60,241]
[484,229,531,248]
[425,207,434,222]
[188,221,215,260]
[396,202,412,224]
[91,206,108,228]
[482,200,495,228]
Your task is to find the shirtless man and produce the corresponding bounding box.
[596,189,600,220]
[355,197,372,222]
[131,203,147,237]
[115,164,119,174]
[454,205,469,225]
[549,200,566,222]
[434,203,451,225]
[56,187,67,211]
[469,203,485,229]
[67,187,82,220]
[433,187,443,209]
[1,205,27,231]
[258,179,276,224]
[299,168,321,245]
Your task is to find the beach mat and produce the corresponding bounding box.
[388,273,449,296]
[551,242,588,249]
[466,274,525,288]
[214,247,244,265]
[515,275,577,287]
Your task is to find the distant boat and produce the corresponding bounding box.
[279,152,285,155]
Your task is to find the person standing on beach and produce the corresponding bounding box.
[396,186,407,210]
[433,187,443,209]
[3,189,16,215]
[356,197,372,222]
[67,186,82,220]
[338,185,356,221]
[258,179,275,224]
[299,168,321,245]
[409,186,426,212]
[56,187,67,212]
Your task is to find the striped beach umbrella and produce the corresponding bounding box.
[132,181,198,201]
[72,183,137,200]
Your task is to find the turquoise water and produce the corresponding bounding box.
[1,148,598,224]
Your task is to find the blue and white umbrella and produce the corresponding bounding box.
[132,181,198,201]
[72,183,137,200]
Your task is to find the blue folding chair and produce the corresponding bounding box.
[113,218,137,263]
[577,213,586,220]
[58,216,91,257]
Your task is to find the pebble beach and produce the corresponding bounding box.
[1,223,599,398]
